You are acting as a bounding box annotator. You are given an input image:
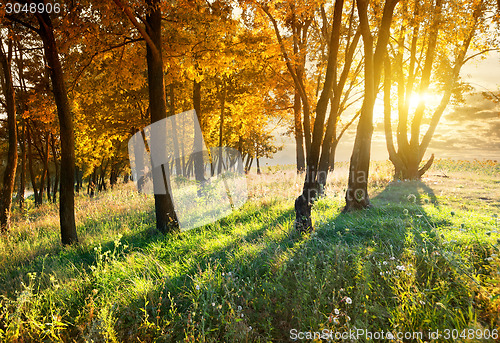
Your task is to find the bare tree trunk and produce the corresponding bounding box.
[38,11,78,244]
[0,37,18,232]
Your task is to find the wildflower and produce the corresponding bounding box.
[407,194,416,203]
[212,302,215,307]
[419,300,426,305]
[390,256,396,260]
[241,313,244,317]
[486,257,494,261]
[396,265,406,271]
[380,272,384,276]
[237,305,242,311]
[334,308,340,315]
[333,317,339,325]
[345,297,352,304]
[491,254,498,258]
[403,209,409,216]
[196,285,200,290]
[249,326,252,331]
[228,272,232,276]
[383,261,388,265]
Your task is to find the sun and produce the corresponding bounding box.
[408,92,441,110]
[373,91,442,124]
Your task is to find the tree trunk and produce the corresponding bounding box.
[0,37,18,232]
[43,134,50,202]
[295,0,345,232]
[294,90,305,173]
[192,79,206,185]
[217,80,227,175]
[18,119,27,210]
[75,166,81,193]
[15,42,27,211]
[27,126,39,205]
[344,0,399,212]
[145,0,179,233]
[37,11,78,244]
[168,83,182,176]
[50,134,59,202]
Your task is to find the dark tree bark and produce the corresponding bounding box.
[37,11,78,244]
[145,0,179,233]
[0,37,18,232]
[343,0,399,212]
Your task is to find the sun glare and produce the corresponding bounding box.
[408,92,441,110]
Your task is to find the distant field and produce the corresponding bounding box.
[0,159,499,342]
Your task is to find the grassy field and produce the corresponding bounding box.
[0,159,499,342]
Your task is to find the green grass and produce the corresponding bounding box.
[0,159,499,342]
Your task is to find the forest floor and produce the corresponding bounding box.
[0,159,499,342]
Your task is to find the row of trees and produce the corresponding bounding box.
[1,0,498,241]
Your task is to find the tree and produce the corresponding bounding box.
[343,0,399,212]
[256,0,365,231]
[5,1,79,244]
[114,0,179,233]
[384,0,494,180]
[0,35,18,232]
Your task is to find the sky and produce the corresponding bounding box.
[263,50,500,167]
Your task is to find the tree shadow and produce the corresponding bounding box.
[372,179,439,208]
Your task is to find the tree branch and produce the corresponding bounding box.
[112,0,161,61]
[4,15,40,34]
[68,37,144,93]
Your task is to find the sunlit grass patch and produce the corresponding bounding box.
[0,159,499,341]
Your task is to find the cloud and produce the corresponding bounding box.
[446,93,500,122]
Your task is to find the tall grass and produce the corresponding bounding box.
[0,159,499,342]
